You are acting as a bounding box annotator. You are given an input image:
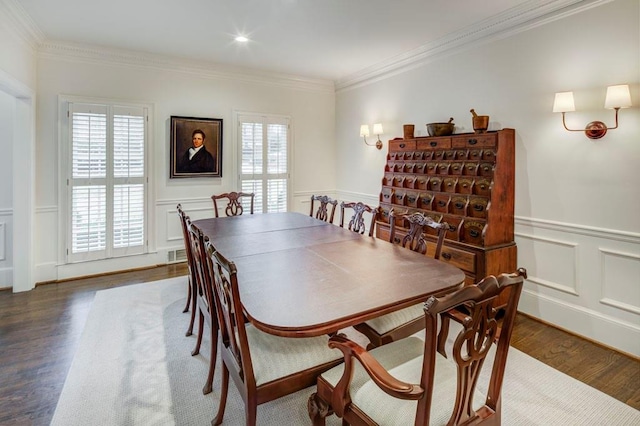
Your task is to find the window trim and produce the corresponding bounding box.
[58,95,155,265]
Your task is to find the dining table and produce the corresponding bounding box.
[193,212,465,338]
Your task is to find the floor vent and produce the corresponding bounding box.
[167,249,187,264]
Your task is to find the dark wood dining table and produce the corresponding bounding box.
[193,212,465,338]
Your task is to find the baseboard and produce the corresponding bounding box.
[519,289,640,357]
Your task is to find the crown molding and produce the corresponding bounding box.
[0,0,45,49]
[37,40,335,94]
[336,0,613,91]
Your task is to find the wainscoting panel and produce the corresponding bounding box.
[516,233,579,296]
[0,222,5,261]
[600,248,640,315]
[515,217,640,356]
[0,209,12,288]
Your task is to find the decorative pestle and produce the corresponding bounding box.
[470,109,489,134]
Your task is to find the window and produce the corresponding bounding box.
[65,102,148,262]
[238,114,290,213]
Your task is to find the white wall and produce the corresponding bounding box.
[0,2,37,89]
[335,0,640,355]
[34,49,336,281]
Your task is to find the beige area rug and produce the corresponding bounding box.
[51,276,640,425]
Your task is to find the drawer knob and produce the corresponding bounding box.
[468,139,478,145]
[469,230,480,238]
[473,205,484,212]
[442,253,452,260]
[430,141,437,147]
[399,143,405,148]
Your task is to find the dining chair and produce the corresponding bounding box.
[354,211,449,348]
[176,204,197,337]
[205,241,343,426]
[391,210,448,258]
[308,269,527,426]
[310,194,338,223]
[185,218,219,395]
[339,201,380,237]
[211,191,255,217]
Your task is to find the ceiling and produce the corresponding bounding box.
[15,0,564,82]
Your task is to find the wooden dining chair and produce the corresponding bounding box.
[310,194,338,223]
[176,204,197,337]
[308,269,526,426]
[211,191,255,217]
[185,218,219,395]
[339,201,380,237]
[205,241,343,426]
[391,210,448,258]
[354,211,450,348]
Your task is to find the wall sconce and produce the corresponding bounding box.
[553,84,632,139]
[360,123,383,149]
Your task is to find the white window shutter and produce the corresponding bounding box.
[238,114,290,213]
[67,102,147,262]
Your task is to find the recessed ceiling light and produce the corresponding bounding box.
[235,36,249,42]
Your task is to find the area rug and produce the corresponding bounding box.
[51,276,640,425]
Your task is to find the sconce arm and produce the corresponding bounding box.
[560,108,621,140]
[363,135,383,150]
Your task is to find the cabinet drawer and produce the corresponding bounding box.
[452,134,496,148]
[389,140,416,152]
[417,138,452,150]
[376,224,391,242]
[435,245,476,273]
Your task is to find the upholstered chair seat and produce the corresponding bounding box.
[361,303,426,335]
[245,325,343,386]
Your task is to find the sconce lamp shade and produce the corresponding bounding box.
[604,84,632,109]
[360,124,370,137]
[553,91,575,113]
[373,123,384,135]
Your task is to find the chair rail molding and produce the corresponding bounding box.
[515,216,640,243]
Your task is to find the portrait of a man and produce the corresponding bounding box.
[170,116,222,178]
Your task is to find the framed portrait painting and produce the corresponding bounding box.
[170,116,223,178]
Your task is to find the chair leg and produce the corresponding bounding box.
[192,310,204,356]
[212,366,229,426]
[203,324,218,395]
[185,277,197,336]
[182,277,191,313]
[308,392,331,426]
[245,400,258,426]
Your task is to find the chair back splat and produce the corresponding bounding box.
[339,201,380,237]
[211,192,255,217]
[310,195,338,223]
[390,211,448,259]
[309,269,527,426]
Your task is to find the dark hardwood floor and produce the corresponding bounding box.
[0,264,638,425]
